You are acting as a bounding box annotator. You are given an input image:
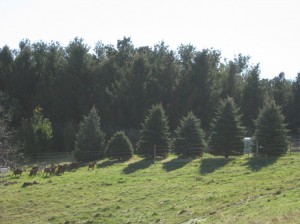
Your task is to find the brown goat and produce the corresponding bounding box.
[29,167,39,177]
[88,162,97,170]
[56,164,67,175]
[12,168,24,177]
[43,167,51,175]
[49,165,57,175]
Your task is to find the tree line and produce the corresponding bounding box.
[0,37,297,163]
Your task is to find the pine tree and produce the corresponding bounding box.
[137,104,172,158]
[174,112,206,157]
[105,131,133,160]
[241,65,263,134]
[75,106,105,161]
[253,101,289,156]
[209,97,245,158]
[18,106,53,158]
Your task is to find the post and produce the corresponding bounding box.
[256,140,259,157]
[153,145,157,163]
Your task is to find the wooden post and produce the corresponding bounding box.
[256,140,259,157]
[153,145,157,163]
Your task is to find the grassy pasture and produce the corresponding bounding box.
[1,154,300,224]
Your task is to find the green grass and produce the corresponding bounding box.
[1,154,300,224]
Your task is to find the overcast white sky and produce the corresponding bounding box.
[0,0,299,79]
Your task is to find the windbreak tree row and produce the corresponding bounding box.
[74,99,288,161]
[0,37,295,160]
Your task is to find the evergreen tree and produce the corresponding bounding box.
[75,106,105,161]
[174,112,206,157]
[137,104,172,158]
[241,64,263,134]
[209,97,245,158]
[105,131,133,160]
[290,73,300,134]
[253,101,289,156]
[0,45,14,93]
[18,106,53,158]
[271,72,292,128]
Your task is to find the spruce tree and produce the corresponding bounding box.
[105,131,133,160]
[174,112,206,157]
[75,106,105,161]
[18,106,53,158]
[137,104,172,159]
[253,101,289,156]
[209,97,245,158]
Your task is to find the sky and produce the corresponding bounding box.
[0,0,299,79]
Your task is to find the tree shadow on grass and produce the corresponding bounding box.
[163,157,196,172]
[199,158,232,175]
[97,159,129,168]
[122,159,153,174]
[244,156,279,172]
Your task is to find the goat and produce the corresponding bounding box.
[49,165,57,175]
[56,164,67,175]
[43,167,51,175]
[29,167,39,177]
[12,168,24,177]
[88,162,97,170]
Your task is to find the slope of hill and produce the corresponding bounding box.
[1,154,300,224]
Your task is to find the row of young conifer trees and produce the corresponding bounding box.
[74,97,289,161]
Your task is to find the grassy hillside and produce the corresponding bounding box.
[1,154,300,224]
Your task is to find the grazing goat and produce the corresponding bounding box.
[43,167,51,175]
[49,165,57,175]
[0,167,10,176]
[12,168,24,177]
[29,167,39,177]
[56,164,67,175]
[88,162,97,170]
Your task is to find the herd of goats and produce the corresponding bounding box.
[0,161,97,178]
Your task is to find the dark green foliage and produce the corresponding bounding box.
[175,48,222,130]
[137,104,172,158]
[105,131,133,160]
[290,73,300,134]
[253,101,289,156]
[272,73,292,113]
[209,97,245,158]
[74,106,105,161]
[62,121,76,153]
[221,54,249,105]
[0,104,22,167]
[0,46,13,92]
[1,38,299,155]
[174,112,206,157]
[18,106,53,158]
[241,65,263,135]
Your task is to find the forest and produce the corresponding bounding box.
[0,37,299,161]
